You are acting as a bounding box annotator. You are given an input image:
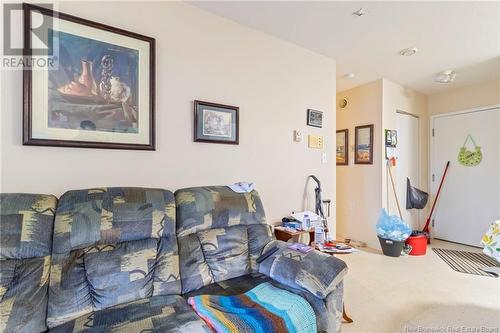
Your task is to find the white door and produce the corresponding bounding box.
[432,107,500,247]
[396,112,421,230]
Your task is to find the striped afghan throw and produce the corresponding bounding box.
[187,282,317,333]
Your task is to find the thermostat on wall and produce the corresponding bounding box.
[294,130,303,142]
[338,98,348,109]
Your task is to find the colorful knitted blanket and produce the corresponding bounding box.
[188,282,317,333]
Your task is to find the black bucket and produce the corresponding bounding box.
[378,236,405,257]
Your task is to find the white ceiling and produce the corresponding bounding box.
[190,1,500,95]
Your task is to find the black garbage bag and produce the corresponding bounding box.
[406,178,429,209]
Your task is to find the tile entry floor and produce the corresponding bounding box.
[339,239,500,333]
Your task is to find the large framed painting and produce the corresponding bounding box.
[336,129,348,165]
[194,100,239,145]
[23,4,155,150]
[355,124,374,164]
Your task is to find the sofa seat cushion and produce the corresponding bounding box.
[49,295,211,333]
[183,272,271,298]
[183,273,338,333]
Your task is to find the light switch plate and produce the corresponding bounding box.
[308,135,324,149]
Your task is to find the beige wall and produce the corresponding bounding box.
[428,80,500,115]
[337,78,500,248]
[0,2,337,227]
[336,79,427,248]
[336,80,383,247]
[382,79,428,227]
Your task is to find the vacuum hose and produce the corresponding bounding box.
[308,175,326,227]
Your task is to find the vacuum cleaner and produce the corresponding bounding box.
[308,175,327,228]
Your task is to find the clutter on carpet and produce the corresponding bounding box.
[376,209,411,241]
[287,243,314,253]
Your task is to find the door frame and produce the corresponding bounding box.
[429,104,500,233]
[396,110,421,226]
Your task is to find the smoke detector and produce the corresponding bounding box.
[399,47,418,56]
[343,73,355,79]
[353,8,367,17]
[435,70,457,84]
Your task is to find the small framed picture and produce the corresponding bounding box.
[307,109,323,128]
[385,129,397,147]
[194,100,239,144]
[336,129,349,165]
[355,124,374,164]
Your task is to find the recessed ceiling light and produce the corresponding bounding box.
[343,73,355,79]
[399,47,418,56]
[435,70,456,84]
[353,8,367,17]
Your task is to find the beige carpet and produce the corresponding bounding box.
[339,239,500,333]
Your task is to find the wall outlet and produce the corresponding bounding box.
[308,135,324,149]
[321,152,327,164]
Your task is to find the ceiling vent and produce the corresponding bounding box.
[435,70,457,84]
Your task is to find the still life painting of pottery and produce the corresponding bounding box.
[24,4,155,150]
[49,30,139,133]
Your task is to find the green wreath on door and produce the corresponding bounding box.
[458,135,482,167]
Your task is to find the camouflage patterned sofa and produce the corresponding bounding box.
[176,186,347,333]
[45,187,210,332]
[0,194,57,333]
[0,186,347,333]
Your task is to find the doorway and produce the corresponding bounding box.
[431,106,500,247]
[395,111,421,230]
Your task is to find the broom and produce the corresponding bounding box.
[387,159,403,219]
[422,161,450,238]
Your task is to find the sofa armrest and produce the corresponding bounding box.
[258,240,348,299]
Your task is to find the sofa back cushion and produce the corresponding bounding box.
[47,187,180,328]
[0,193,57,333]
[175,186,272,293]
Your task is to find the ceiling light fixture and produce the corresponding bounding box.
[435,70,456,84]
[343,73,355,79]
[399,47,418,56]
[353,8,367,17]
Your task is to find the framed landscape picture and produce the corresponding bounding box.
[307,109,323,128]
[336,129,348,165]
[194,100,239,144]
[23,4,155,150]
[355,124,374,164]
